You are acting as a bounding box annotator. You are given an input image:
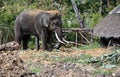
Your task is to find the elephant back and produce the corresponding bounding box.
[45,10,61,15]
[18,9,61,17]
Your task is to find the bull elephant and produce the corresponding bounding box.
[14,9,65,51]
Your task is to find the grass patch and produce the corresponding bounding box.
[29,62,43,73]
[20,44,120,75]
[88,49,120,74]
[89,49,120,64]
[60,54,92,63]
[80,42,100,50]
[31,68,41,73]
[70,42,100,50]
[92,68,113,75]
[36,52,93,63]
[30,51,93,64]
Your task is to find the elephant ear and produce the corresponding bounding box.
[42,14,51,27]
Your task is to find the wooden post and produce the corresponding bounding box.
[75,31,78,47]
[70,0,85,28]
[0,27,10,44]
[107,0,110,7]
[100,0,102,16]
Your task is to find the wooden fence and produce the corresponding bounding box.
[62,28,94,46]
[0,27,11,44]
[0,26,94,46]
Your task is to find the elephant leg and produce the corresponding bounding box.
[36,35,40,50]
[15,32,22,46]
[47,31,54,49]
[41,29,48,50]
[22,35,30,49]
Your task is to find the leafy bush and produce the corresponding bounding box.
[83,13,103,28]
[89,49,120,68]
[0,0,119,43]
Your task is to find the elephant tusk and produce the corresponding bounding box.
[62,38,69,43]
[55,32,66,44]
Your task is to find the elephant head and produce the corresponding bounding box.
[36,12,65,49]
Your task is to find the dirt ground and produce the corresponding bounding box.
[0,45,120,77]
[19,47,120,77]
[20,47,113,64]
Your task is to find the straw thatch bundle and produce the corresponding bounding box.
[109,4,120,14]
[93,13,120,38]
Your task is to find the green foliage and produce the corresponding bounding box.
[63,54,92,63]
[0,26,12,43]
[28,36,36,49]
[0,0,120,42]
[84,13,103,28]
[0,0,59,41]
[80,42,100,50]
[25,61,42,73]
[92,68,113,75]
[0,0,32,41]
[89,49,120,68]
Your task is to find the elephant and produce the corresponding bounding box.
[14,9,66,51]
[100,37,120,48]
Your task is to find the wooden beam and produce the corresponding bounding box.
[62,28,93,45]
[62,28,93,32]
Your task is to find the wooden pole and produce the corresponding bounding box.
[107,0,110,7]
[70,0,85,28]
[100,0,102,17]
[75,31,78,47]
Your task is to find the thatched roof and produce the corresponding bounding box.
[109,4,120,14]
[93,13,120,38]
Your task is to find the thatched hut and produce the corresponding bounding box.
[109,4,120,14]
[93,13,120,38]
[93,13,120,47]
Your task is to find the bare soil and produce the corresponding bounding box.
[0,44,120,77]
[0,51,37,77]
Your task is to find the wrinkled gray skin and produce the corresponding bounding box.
[14,10,63,51]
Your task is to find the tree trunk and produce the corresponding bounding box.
[70,0,85,28]
[107,0,110,7]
